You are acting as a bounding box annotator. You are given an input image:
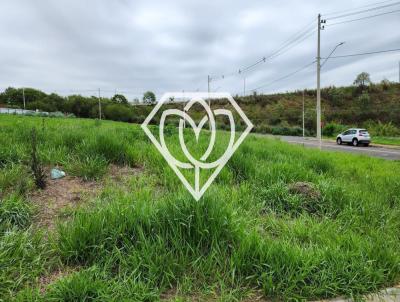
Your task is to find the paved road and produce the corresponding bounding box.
[277,136,400,160]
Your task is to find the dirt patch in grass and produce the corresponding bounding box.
[160,288,204,302]
[30,172,99,230]
[38,266,79,294]
[30,165,143,230]
[288,181,321,200]
[108,164,144,182]
[160,287,270,301]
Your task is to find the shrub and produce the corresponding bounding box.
[254,123,272,134]
[358,91,370,104]
[30,128,46,189]
[271,126,304,136]
[363,120,400,136]
[323,122,347,137]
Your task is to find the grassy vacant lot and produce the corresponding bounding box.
[0,115,400,301]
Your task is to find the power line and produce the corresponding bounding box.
[238,24,316,73]
[209,17,317,82]
[323,0,398,16]
[325,8,400,26]
[232,28,317,78]
[326,1,400,20]
[267,29,317,61]
[249,60,316,92]
[321,48,400,59]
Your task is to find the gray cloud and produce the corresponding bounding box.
[0,0,399,100]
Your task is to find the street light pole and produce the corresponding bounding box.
[321,42,345,68]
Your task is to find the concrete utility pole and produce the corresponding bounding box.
[22,87,26,110]
[316,14,324,149]
[207,75,212,129]
[98,88,102,120]
[182,89,186,128]
[207,75,211,106]
[302,89,305,138]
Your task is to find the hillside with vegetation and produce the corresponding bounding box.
[0,115,400,300]
[1,73,399,138]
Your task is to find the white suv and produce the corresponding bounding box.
[336,128,371,146]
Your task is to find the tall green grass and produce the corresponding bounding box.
[1,115,400,300]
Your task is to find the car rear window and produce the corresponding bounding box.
[360,130,369,134]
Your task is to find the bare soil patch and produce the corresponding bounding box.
[30,164,142,230]
[38,266,79,294]
[31,172,99,230]
[108,164,143,182]
[288,181,321,200]
[160,287,270,301]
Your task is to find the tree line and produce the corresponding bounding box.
[1,73,399,135]
[0,88,156,123]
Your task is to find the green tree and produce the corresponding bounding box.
[104,104,133,122]
[143,91,156,104]
[111,94,128,104]
[0,87,46,107]
[353,72,371,88]
[380,78,392,91]
[65,95,97,117]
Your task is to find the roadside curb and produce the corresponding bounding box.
[315,285,400,302]
[370,143,400,150]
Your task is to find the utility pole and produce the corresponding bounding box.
[22,87,26,110]
[207,75,211,107]
[316,13,324,149]
[302,89,305,138]
[98,88,102,120]
[182,89,186,128]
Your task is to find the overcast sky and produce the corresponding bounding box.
[0,0,399,100]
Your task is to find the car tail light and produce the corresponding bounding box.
[359,133,363,136]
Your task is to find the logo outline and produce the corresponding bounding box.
[141,92,253,201]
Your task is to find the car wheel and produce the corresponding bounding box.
[336,138,342,145]
[352,138,358,147]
